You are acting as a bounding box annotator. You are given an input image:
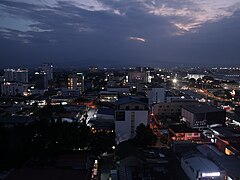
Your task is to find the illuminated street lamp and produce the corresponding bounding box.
[172,78,178,84]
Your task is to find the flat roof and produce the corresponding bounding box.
[115,97,147,106]
[182,155,220,172]
[182,104,224,114]
[211,127,239,137]
[97,107,115,115]
[197,144,240,178]
[169,124,200,133]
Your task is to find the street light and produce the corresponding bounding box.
[172,78,178,84]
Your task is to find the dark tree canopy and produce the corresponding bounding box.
[134,123,157,148]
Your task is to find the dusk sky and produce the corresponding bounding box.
[1,0,240,68]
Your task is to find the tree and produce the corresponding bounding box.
[134,123,157,148]
[189,78,196,86]
[89,131,115,155]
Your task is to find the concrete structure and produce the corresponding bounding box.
[1,82,26,96]
[115,97,149,143]
[181,155,225,180]
[99,91,118,103]
[187,74,205,80]
[197,144,240,180]
[107,86,130,94]
[152,100,197,118]
[41,63,53,81]
[34,71,48,89]
[4,68,28,83]
[169,124,201,142]
[15,69,28,83]
[61,88,81,97]
[215,136,240,157]
[4,69,15,81]
[68,73,84,94]
[127,67,153,83]
[181,104,226,129]
[147,87,165,105]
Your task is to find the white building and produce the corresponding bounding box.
[181,155,225,180]
[187,74,205,80]
[115,97,149,143]
[146,87,165,105]
[1,82,26,96]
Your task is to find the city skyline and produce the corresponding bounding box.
[1,0,240,67]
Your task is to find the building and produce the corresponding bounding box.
[169,124,201,142]
[187,74,205,80]
[34,71,48,89]
[61,88,81,97]
[127,67,153,83]
[181,155,225,180]
[1,82,26,96]
[146,87,165,105]
[115,97,149,143]
[181,104,226,129]
[4,69,15,81]
[197,144,240,180]
[107,86,130,94]
[68,73,84,94]
[41,63,53,81]
[215,136,240,157]
[15,69,28,83]
[152,100,197,118]
[4,68,28,83]
[99,91,118,103]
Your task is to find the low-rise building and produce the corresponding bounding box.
[152,100,197,118]
[99,91,118,103]
[181,155,225,180]
[181,104,226,129]
[169,124,201,142]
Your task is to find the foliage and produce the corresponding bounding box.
[33,105,65,117]
[89,131,115,155]
[133,123,157,148]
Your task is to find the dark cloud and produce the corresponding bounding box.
[0,0,240,68]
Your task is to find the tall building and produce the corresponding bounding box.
[3,68,28,83]
[41,63,53,81]
[4,69,15,81]
[115,97,149,143]
[34,71,48,89]
[1,82,26,96]
[67,73,84,94]
[15,69,28,83]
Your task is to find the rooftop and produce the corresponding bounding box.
[169,124,200,133]
[211,126,239,137]
[182,155,220,173]
[97,107,115,116]
[182,104,224,114]
[115,96,148,106]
